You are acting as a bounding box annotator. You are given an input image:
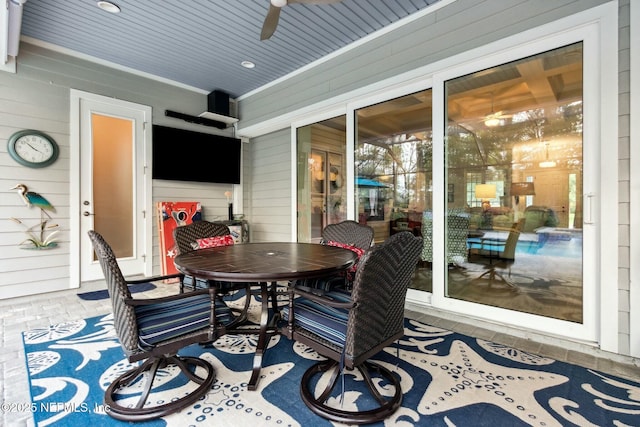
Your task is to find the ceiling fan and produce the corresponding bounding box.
[483,110,512,127]
[482,93,512,127]
[261,0,342,41]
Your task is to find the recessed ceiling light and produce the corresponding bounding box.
[241,61,256,69]
[97,1,121,13]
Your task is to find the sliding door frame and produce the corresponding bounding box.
[288,3,617,350]
[429,22,605,343]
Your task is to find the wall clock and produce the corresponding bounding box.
[7,130,59,168]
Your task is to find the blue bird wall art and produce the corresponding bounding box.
[12,183,55,218]
[10,183,59,249]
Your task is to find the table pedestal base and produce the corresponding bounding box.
[224,281,280,390]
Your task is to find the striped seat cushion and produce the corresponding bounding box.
[183,275,210,290]
[183,275,249,293]
[281,290,352,348]
[135,293,234,348]
[291,274,347,292]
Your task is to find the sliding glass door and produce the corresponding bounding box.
[294,16,606,342]
[444,43,584,323]
[347,41,585,323]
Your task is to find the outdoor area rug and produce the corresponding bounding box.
[76,282,156,301]
[22,313,640,426]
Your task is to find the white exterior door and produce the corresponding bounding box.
[71,90,152,282]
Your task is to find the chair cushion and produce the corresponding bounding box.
[184,235,236,290]
[135,293,234,348]
[183,275,210,290]
[192,234,235,250]
[326,241,365,272]
[183,275,246,293]
[292,274,347,292]
[282,290,352,348]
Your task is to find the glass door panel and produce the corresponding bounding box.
[355,89,433,292]
[444,42,584,323]
[92,113,134,259]
[297,116,347,243]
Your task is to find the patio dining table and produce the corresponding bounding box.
[173,241,357,390]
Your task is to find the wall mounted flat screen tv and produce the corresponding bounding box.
[152,125,241,184]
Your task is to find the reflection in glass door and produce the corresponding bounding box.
[355,89,433,292]
[444,42,584,323]
[309,150,344,240]
[297,117,347,243]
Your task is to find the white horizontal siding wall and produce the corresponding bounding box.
[0,74,70,297]
[617,0,631,355]
[238,0,610,129]
[0,43,237,298]
[246,129,292,242]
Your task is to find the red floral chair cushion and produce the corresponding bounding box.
[193,234,235,250]
[326,240,366,273]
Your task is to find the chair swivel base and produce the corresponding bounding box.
[300,359,402,425]
[476,268,517,289]
[105,355,215,421]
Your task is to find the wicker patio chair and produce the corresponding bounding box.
[467,218,525,288]
[300,220,375,291]
[173,220,255,323]
[281,231,422,424]
[320,220,375,250]
[173,220,231,292]
[88,230,235,421]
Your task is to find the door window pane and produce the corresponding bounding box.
[297,117,347,243]
[92,114,134,258]
[355,89,433,292]
[444,43,583,323]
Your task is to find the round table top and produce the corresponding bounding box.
[174,242,357,282]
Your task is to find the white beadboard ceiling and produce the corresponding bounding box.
[19,0,443,98]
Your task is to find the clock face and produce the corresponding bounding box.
[8,130,59,168]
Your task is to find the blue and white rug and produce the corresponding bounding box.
[22,312,640,426]
[76,282,157,301]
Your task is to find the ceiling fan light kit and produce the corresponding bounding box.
[539,142,556,168]
[482,92,513,127]
[484,117,501,127]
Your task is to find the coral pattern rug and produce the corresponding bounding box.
[22,312,639,426]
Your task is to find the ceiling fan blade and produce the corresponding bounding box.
[261,0,341,41]
[261,4,282,40]
[490,111,513,119]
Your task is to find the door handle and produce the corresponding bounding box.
[584,192,595,224]
[83,211,95,216]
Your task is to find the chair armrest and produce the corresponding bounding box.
[293,286,355,309]
[477,238,507,254]
[479,237,507,246]
[124,287,215,306]
[126,273,183,285]
[491,226,514,232]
